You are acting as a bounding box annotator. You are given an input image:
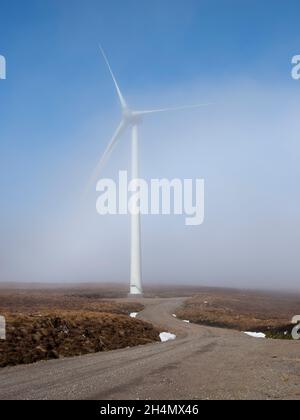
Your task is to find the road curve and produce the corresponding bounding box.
[0,297,300,400]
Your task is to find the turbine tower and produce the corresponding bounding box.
[91,46,210,296]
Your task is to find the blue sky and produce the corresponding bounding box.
[1,0,300,288]
[1,0,299,213]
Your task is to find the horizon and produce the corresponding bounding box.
[1,281,300,296]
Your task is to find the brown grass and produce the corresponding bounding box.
[176,288,300,333]
[0,288,143,315]
[0,311,159,368]
[0,287,159,368]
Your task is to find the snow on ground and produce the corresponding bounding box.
[172,314,177,318]
[183,320,190,324]
[244,332,266,339]
[129,313,138,318]
[160,332,177,342]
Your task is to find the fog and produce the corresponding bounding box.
[1,79,300,291]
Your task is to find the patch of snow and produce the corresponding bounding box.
[172,314,177,318]
[130,313,138,318]
[183,320,190,324]
[244,332,266,339]
[160,332,176,342]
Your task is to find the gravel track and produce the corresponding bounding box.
[0,297,299,400]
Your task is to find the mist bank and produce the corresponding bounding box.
[1,80,300,291]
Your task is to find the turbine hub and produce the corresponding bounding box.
[122,108,142,125]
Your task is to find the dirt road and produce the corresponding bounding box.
[0,297,300,400]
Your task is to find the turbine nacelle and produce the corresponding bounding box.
[122,108,143,125]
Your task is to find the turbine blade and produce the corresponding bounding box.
[99,45,127,109]
[88,120,127,191]
[134,103,213,116]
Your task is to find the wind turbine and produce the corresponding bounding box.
[92,46,210,297]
